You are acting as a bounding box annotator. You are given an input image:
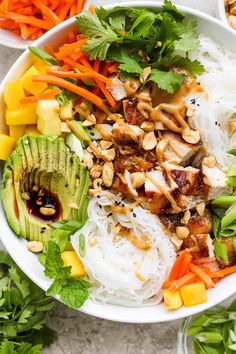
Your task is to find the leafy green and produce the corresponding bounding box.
[188,299,236,353]
[75,1,204,93]
[147,69,185,93]
[44,241,90,309]
[50,219,84,252]
[0,252,56,352]
[28,47,59,66]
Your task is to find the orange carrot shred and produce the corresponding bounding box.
[20,88,61,104]
[32,74,104,107]
[208,265,236,278]
[168,272,196,291]
[88,3,95,14]
[189,263,215,289]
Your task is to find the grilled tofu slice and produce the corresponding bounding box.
[123,98,146,125]
[162,161,200,194]
[186,212,212,235]
[107,76,127,101]
[112,122,144,145]
[145,169,178,199]
[160,131,201,165]
[202,163,232,200]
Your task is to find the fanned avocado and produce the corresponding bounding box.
[1,135,89,242]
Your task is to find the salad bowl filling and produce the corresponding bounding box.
[1,1,236,312]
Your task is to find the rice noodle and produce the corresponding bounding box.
[71,191,175,306]
[186,35,236,168]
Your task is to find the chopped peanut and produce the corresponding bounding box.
[176,226,190,240]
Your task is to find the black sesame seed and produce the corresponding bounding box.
[215,121,217,126]
[190,99,196,105]
[98,204,102,209]
[133,213,137,218]
[108,213,112,217]
[97,195,100,198]
[90,132,95,137]
[197,104,200,107]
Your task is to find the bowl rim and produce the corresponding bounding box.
[1,1,236,324]
[217,0,229,25]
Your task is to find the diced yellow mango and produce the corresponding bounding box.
[36,100,60,120]
[60,101,73,120]
[163,289,183,310]
[9,125,26,140]
[0,133,15,160]
[25,125,40,136]
[37,115,61,136]
[3,80,25,110]
[21,65,47,95]
[6,104,37,125]
[180,282,207,307]
[61,251,86,277]
[34,59,50,75]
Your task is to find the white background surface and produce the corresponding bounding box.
[0,1,220,353]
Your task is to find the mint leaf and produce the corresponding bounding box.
[148,69,185,93]
[44,241,64,279]
[59,278,89,309]
[46,279,66,297]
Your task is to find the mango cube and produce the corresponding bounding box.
[34,59,50,75]
[9,125,26,140]
[25,125,40,136]
[180,282,207,307]
[60,101,73,120]
[0,133,15,160]
[37,116,61,136]
[21,65,47,95]
[61,251,86,277]
[36,100,60,120]
[163,289,183,310]
[3,80,25,110]
[6,104,37,125]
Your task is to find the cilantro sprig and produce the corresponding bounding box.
[44,241,90,309]
[75,1,204,93]
[0,252,56,353]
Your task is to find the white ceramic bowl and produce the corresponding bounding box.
[0,28,33,50]
[1,1,236,324]
[217,0,229,25]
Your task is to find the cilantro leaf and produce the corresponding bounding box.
[0,341,42,354]
[174,32,199,52]
[108,48,142,75]
[8,267,29,299]
[75,11,118,60]
[162,0,185,20]
[173,56,205,77]
[148,69,185,93]
[125,9,156,38]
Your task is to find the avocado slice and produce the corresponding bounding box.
[1,134,89,243]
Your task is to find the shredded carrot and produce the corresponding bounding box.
[93,58,101,72]
[44,45,58,60]
[56,39,86,59]
[32,74,103,107]
[168,272,196,291]
[167,250,192,282]
[108,62,119,74]
[48,69,113,86]
[88,3,95,14]
[67,31,76,44]
[95,80,116,107]
[101,62,111,76]
[0,0,85,40]
[189,263,215,289]
[20,88,61,104]
[177,252,192,279]
[209,265,236,278]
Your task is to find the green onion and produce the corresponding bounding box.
[221,205,236,229]
[212,195,236,208]
[228,166,236,177]
[228,149,236,156]
[29,46,60,66]
[195,332,223,344]
[79,233,86,257]
[214,240,229,265]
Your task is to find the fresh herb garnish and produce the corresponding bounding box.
[187,299,236,353]
[50,219,84,252]
[44,241,90,309]
[75,1,204,93]
[0,252,56,352]
[28,46,59,66]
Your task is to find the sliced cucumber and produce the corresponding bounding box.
[69,120,91,142]
[86,126,102,140]
[66,133,84,161]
